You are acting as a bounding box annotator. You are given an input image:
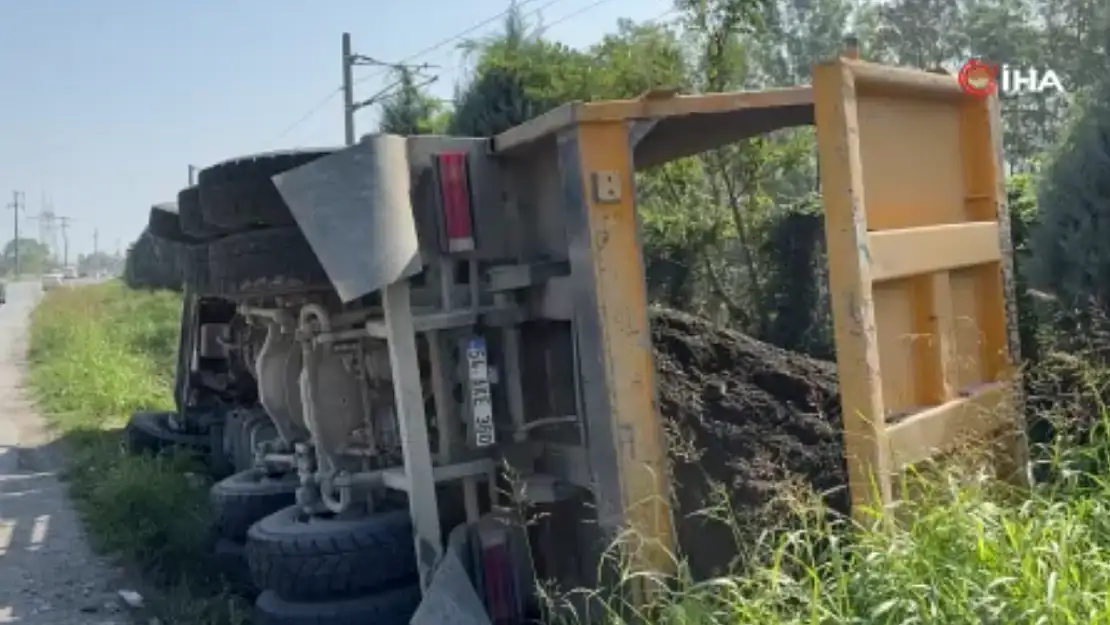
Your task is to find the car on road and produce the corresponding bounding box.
[41,273,64,291]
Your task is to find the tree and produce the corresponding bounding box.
[448,3,595,137]
[1007,174,1041,362]
[1,238,52,276]
[378,68,445,135]
[1027,24,1110,320]
[751,0,852,87]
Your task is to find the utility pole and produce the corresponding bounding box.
[7,191,23,276]
[341,32,437,146]
[93,229,99,256]
[342,33,356,146]
[58,216,73,268]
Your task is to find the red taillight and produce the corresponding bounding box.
[436,152,475,253]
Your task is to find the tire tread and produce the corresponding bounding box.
[246,507,417,601]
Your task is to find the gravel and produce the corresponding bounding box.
[0,282,129,624]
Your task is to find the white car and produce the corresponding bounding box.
[41,273,64,291]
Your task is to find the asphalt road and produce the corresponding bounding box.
[0,281,127,624]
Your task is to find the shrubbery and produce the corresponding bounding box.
[1028,48,1110,324]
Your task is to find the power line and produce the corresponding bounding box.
[269,0,560,144]
[390,0,668,87]
[273,56,441,145]
[270,87,344,143]
[343,34,444,144]
[437,6,679,78]
[391,5,681,106]
[537,0,619,33]
[270,0,659,144]
[351,0,560,88]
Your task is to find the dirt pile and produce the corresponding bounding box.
[650,308,848,579]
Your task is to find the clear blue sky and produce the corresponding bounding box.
[0,0,672,260]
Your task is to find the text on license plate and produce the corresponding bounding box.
[466,337,495,447]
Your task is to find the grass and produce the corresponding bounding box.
[26,281,249,625]
[27,282,1110,624]
[582,467,1110,624]
[547,380,1110,623]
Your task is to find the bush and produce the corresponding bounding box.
[1028,75,1110,320]
[1008,173,1042,364]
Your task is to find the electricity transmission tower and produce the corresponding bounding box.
[32,194,61,264]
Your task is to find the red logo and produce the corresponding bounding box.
[958,59,999,97]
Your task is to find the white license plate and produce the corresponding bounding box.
[466,337,495,447]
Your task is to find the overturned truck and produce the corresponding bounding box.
[138,53,1028,625]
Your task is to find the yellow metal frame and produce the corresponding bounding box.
[490,54,1028,585]
[497,86,815,585]
[813,58,1028,516]
[565,120,675,580]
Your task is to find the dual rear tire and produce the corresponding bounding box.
[123,410,208,456]
[206,470,420,625]
[245,506,420,625]
[163,150,337,299]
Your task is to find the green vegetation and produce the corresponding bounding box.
[1030,54,1110,321]
[568,442,1110,623]
[0,237,121,278]
[27,282,247,625]
[2,238,53,276]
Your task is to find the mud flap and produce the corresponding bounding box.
[272,134,422,302]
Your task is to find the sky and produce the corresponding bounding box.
[0,0,673,261]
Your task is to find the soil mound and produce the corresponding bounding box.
[650,308,848,579]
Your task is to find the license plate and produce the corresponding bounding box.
[466,337,495,447]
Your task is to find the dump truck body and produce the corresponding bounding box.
[140,53,1025,623]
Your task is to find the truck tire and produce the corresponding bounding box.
[214,538,257,597]
[184,244,212,294]
[124,410,209,455]
[211,468,299,542]
[148,203,197,244]
[198,149,336,230]
[207,421,235,479]
[246,506,418,602]
[253,587,420,625]
[208,227,330,298]
[179,186,227,240]
[173,296,196,413]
